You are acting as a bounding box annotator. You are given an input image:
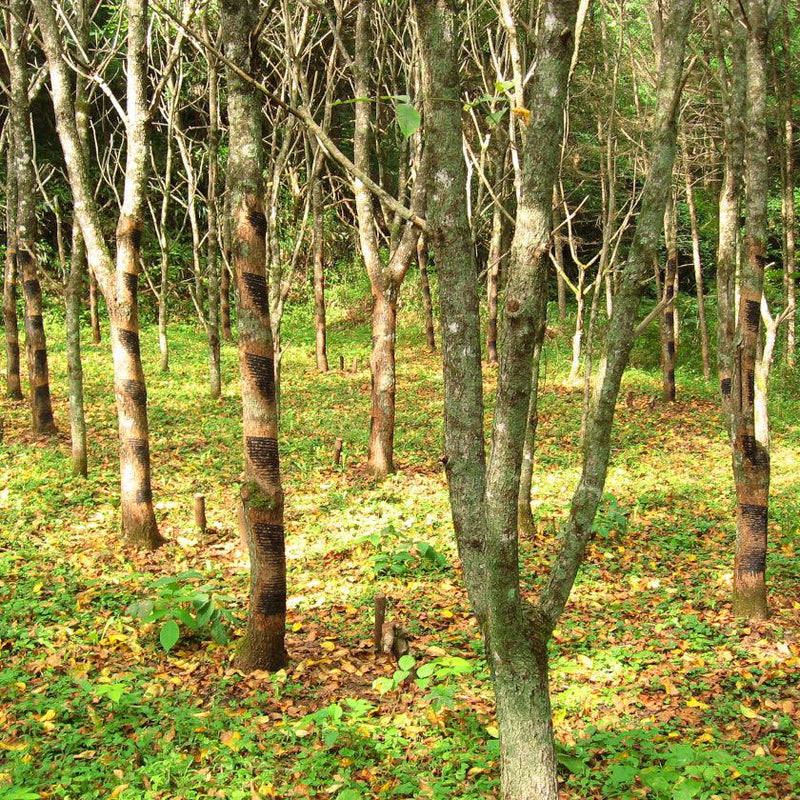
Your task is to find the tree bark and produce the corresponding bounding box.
[221,0,287,671]
[684,167,710,379]
[89,271,101,344]
[730,0,770,620]
[660,191,677,402]
[312,177,329,372]
[418,1,693,796]
[713,1,746,413]
[206,16,222,399]
[3,133,23,401]
[417,234,436,352]
[10,0,56,435]
[33,0,163,548]
[352,0,424,478]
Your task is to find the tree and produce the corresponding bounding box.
[9,0,56,435]
[729,0,770,619]
[220,0,287,672]
[416,0,694,796]
[33,0,163,548]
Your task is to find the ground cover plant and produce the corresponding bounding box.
[1,296,798,799]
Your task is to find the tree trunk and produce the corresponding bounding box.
[65,0,90,477]
[714,3,746,413]
[731,0,770,620]
[369,288,398,477]
[89,271,102,344]
[312,178,329,372]
[10,0,56,434]
[417,2,692,797]
[206,17,222,399]
[684,168,710,379]
[486,196,503,364]
[4,137,23,401]
[518,337,544,536]
[222,0,287,671]
[352,0,423,478]
[417,234,436,352]
[33,0,163,548]
[660,192,677,402]
[778,1,795,364]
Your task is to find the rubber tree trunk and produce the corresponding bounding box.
[369,287,398,477]
[33,0,163,548]
[715,6,746,413]
[660,192,677,402]
[205,17,222,399]
[684,169,710,380]
[417,234,436,352]
[65,0,90,477]
[89,272,102,344]
[10,0,56,434]
[4,139,23,401]
[731,0,770,620]
[312,178,329,372]
[222,0,287,672]
[417,0,692,796]
[778,1,795,364]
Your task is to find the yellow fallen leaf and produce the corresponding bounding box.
[220,730,242,751]
[740,704,759,719]
[577,654,593,669]
[686,698,709,709]
[320,640,336,652]
[109,784,129,799]
[485,725,499,739]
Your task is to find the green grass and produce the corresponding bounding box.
[1,289,798,799]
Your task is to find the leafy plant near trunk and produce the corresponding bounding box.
[126,570,232,651]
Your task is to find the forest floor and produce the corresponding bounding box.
[1,299,799,800]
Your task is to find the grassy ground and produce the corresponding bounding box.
[1,293,798,800]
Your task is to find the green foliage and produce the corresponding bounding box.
[126,570,232,651]
[369,529,449,577]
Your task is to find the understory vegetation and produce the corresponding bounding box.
[1,287,798,799]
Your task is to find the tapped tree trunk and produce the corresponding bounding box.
[10,0,56,435]
[731,0,770,620]
[34,0,163,548]
[4,136,23,401]
[222,0,287,672]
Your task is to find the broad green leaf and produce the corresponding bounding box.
[159,620,180,651]
[396,103,421,138]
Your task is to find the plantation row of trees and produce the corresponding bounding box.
[1,0,796,796]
